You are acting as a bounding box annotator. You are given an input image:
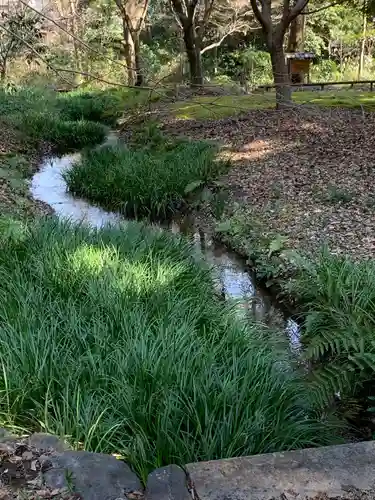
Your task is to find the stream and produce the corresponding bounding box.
[30,139,300,349]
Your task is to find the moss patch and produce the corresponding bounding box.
[170,90,375,120]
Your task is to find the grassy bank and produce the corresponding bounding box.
[214,206,375,420]
[65,140,227,218]
[0,85,148,220]
[0,217,340,481]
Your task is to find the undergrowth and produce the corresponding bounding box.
[215,205,297,286]
[0,86,148,151]
[64,141,227,218]
[287,250,375,410]
[0,217,341,481]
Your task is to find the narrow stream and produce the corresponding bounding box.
[30,141,300,349]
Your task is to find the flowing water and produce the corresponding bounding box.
[30,141,300,349]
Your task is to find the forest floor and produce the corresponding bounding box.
[162,102,375,261]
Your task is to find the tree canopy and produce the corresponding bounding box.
[0,0,373,103]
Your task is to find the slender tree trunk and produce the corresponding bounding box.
[133,35,143,86]
[213,46,218,75]
[358,1,367,80]
[0,63,6,81]
[67,0,84,83]
[122,22,143,86]
[183,23,203,86]
[270,45,291,109]
[287,14,305,52]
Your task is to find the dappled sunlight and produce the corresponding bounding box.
[229,139,286,162]
[67,243,184,295]
[68,244,120,277]
[116,260,184,295]
[220,137,298,164]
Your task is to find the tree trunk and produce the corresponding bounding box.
[270,45,291,109]
[133,35,143,86]
[183,23,203,86]
[0,63,6,81]
[69,0,82,73]
[287,14,305,52]
[358,1,367,80]
[122,22,143,86]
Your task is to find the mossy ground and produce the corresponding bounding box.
[169,89,375,119]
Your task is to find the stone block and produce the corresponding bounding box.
[146,465,191,500]
[186,442,375,500]
[44,450,142,500]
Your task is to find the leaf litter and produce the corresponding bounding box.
[0,438,80,500]
[162,105,375,260]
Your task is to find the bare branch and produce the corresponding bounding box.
[200,29,235,54]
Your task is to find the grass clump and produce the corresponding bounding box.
[0,87,108,152]
[288,250,375,408]
[323,184,354,205]
[14,112,107,151]
[65,141,226,218]
[0,218,340,481]
[57,87,159,125]
[57,89,123,125]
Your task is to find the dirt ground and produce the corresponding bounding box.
[163,106,375,260]
[0,437,79,500]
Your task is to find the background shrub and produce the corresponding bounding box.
[57,89,124,125]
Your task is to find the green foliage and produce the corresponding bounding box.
[58,91,121,125]
[57,88,155,125]
[268,235,288,257]
[64,141,226,218]
[310,60,341,82]
[0,86,108,151]
[323,185,354,204]
[16,112,107,151]
[240,49,273,86]
[287,251,375,409]
[0,218,340,480]
[214,206,295,284]
[0,7,45,79]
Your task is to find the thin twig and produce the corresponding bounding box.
[17,0,163,88]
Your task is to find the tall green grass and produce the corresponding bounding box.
[288,250,375,408]
[65,142,226,218]
[13,111,107,151]
[0,86,152,151]
[0,218,339,480]
[57,88,156,125]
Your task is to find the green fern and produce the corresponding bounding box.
[290,249,375,410]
